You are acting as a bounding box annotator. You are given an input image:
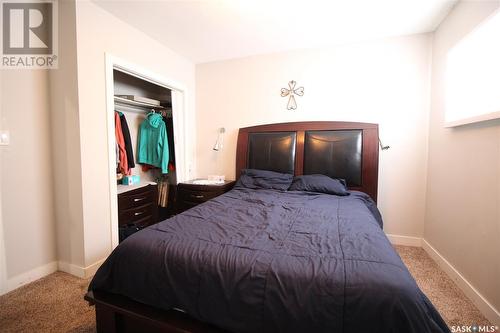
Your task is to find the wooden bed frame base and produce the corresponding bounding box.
[86,121,379,332]
[85,291,226,333]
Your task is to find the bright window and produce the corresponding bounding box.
[445,9,500,127]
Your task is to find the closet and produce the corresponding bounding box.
[112,69,177,242]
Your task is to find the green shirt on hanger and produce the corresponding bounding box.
[137,112,169,173]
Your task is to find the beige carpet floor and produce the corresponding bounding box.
[395,245,491,328]
[0,246,491,332]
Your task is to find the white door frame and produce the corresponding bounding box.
[104,54,189,250]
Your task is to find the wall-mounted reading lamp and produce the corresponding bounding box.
[379,138,390,151]
[213,127,225,151]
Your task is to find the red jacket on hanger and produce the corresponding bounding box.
[115,112,129,175]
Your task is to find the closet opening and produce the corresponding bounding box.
[108,64,183,246]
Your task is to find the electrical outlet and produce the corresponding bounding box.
[0,131,10,146]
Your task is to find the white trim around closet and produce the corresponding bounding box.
[104,53,190,250]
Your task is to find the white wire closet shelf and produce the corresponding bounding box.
[114,96,169,110]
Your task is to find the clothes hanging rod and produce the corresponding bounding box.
[114,96,170,110]
[114,99,172,118]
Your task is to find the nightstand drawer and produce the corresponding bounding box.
[118,203,153,226]
[178,189,222,203]
[177,201,199,212]
[118,187,156,210]
[176,180,236,214]
[119,215,151,228]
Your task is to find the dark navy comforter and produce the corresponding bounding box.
[89,188,450,333]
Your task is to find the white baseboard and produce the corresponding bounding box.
[57,261,85,278]
[58,258,105,279]
[82,258,106,278]
[3,261,58,295]
[0,258,105,296]
[386,233,422,247]
[422,239,500,326]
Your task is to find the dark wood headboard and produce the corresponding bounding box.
[235,121,379,201]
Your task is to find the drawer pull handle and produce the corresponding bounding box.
[191,194,204,199]
[134,211,145,216]
[134,197,146,202]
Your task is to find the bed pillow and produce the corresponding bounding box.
[289,174,349,196]
[235,169,293,191]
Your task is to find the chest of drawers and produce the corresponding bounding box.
[118,184,158,229]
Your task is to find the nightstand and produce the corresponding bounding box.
[176,180,236,213]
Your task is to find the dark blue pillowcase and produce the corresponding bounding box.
[289,174,349,196]
[235,169,293,191]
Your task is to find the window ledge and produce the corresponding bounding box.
[445,111,500,128]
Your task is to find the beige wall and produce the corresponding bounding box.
[49,0,86,270]
[0,0,82,292]
[0,0,197,284]
[196,34,432,237]
[425,0,500,315]
[0,68,57,280]
[0,67,5,292]
[74,1,196,267]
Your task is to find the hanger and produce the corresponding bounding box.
[148,108,171,118]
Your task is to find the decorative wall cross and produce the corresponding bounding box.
[281,80,304,110]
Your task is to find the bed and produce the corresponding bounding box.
[85,121,450,333]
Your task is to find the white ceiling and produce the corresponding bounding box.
[94,0,458,64]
